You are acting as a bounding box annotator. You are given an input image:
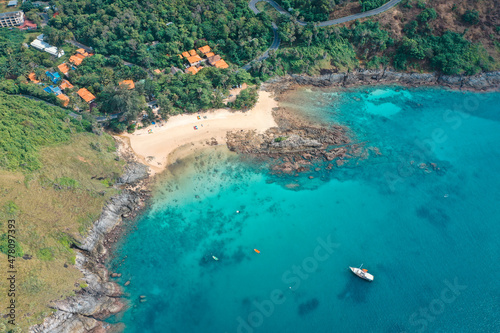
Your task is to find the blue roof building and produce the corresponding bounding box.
[46,71,61,84]
[43,85,62,95]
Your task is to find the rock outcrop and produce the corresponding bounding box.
[268,68,500,92]
[226,103,355,175]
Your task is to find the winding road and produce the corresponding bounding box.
[243,0,402,69]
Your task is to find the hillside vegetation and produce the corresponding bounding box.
[251,0,499,79]
[0,93,124,331]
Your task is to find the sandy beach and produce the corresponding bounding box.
[119,90,278,174]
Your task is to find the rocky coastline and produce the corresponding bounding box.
[266,68,500,93]
[29,142,151,333]
[226,69,500,175]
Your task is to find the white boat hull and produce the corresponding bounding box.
[350,266,374,281]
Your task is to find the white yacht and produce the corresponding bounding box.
[349,264,374,282]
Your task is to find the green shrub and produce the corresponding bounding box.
[462,10,480,25]
[417,8,437,23]
[54,177,80,190]
[37,247,54,261]
[57,233,74,251]
[0,233,24,257]
[274,136,288,142]
[359,0,391,12]
[4,201,19,215]
[127,124,136,133]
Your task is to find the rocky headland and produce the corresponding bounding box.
[226,95,374,176]
[29,145,151,333]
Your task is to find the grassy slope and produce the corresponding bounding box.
[0,95,124,330]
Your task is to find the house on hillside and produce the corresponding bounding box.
[43,85,62,95]
[46,71,61,84]
[69,54,84,66]
[31,35,65,58]
[57,94,70,106]
[213,59,229,69]
[28,72,39,84]
[181,51,190,58]
[57,63,71,76]
[7,0,18,7]
[69,49,93,66]
[76,48,90,57]
[198,45,211,55]
[77,88,96,103]
[188,49,197,56]
[17,19,37,30]
[59,79,73,90]
[119,80,135,89]
[186,54,202,66]
[185,66,203,75]
[0,11,24,28]
[205,52,215,58]
[207,55,221,66]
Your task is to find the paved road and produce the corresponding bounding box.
[249,0,401,26]
[65,39,93,53]
[241,22,280,71]
[244,0,401,69]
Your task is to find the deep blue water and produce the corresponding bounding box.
[108,86,500,333]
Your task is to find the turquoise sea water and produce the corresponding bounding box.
[108,86,500,333]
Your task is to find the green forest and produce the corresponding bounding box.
[250,2,496,79]
[51,0,272,68]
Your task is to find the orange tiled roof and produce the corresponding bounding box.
[69,55,83,66]
[205,52,215,58]
[77,88,96,103]
[208,54,221,66]
[186,54,202,64]
[119,80,135,89]
[76,48,90,57]
[59,79,74,90]
[154,69,162,74]
[214,59,229,69]
[198,45,211,54]
[181,51,190,58]
[185,66,202,75]
[57,63,70,75]
[28,72,39,83]
[188,49,197,56]
[57,93,70,106]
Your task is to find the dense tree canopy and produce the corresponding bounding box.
[51,0,273,68]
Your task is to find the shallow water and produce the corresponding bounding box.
[108,86,500,333]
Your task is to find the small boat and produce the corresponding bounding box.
[349,264,374,282]
[212,256,219,261]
